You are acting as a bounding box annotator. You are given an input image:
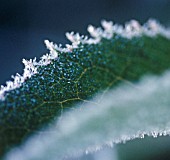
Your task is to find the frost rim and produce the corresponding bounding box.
[0,19,170,100]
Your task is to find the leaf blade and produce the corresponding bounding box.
[5,70,170,160]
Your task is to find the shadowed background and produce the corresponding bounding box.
[0,0,170,160]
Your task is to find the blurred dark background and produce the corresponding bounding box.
[0,0,170,85]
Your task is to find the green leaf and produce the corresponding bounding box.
[0,19,170,158]
[4,71,170,160]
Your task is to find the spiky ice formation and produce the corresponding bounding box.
[0,19,170,100]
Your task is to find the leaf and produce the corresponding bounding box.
[4,70,170,160]
[0,19,170,158]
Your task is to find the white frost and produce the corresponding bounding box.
[0,19,170,100]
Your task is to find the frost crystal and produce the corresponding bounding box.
[0,19,170,100]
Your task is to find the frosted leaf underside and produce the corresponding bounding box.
[5,71,170,160]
